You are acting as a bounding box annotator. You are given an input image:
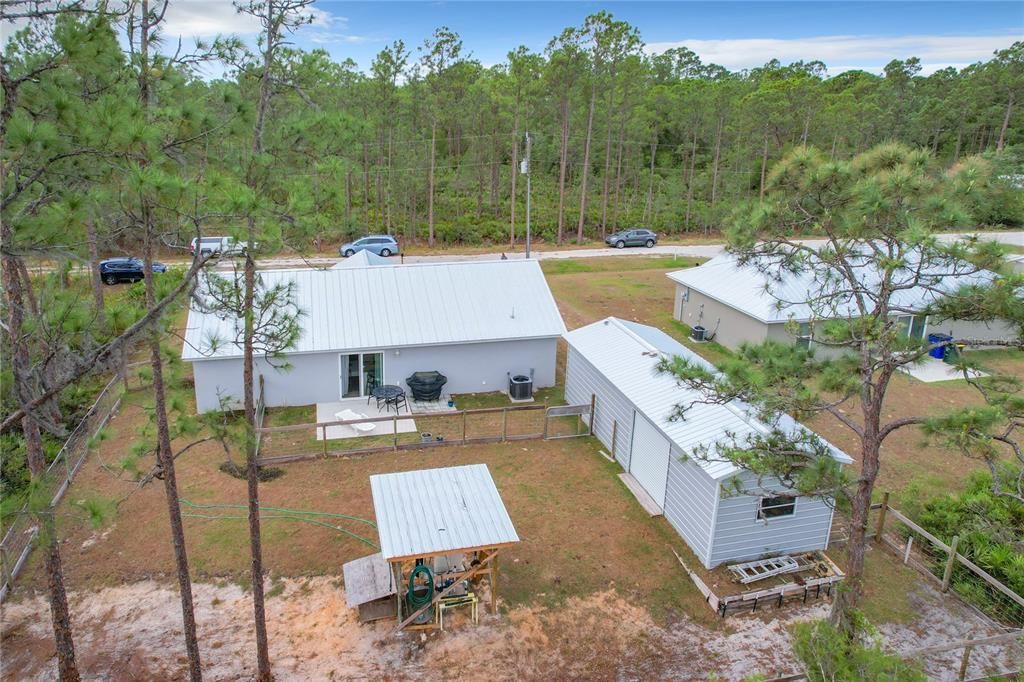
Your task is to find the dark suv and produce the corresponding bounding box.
[605,229,658,249]
[99,257,166,285]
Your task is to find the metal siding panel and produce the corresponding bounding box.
[662,452,717,567]
[564,347,634,468]
[629,411,671,507]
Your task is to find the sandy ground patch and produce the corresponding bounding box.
[2,577,826,681]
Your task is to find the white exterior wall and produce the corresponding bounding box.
[190,337,558,412]
[663,449,718,567]
[564,343,836,569]
[564,346,634,468]
[707,472,834,567]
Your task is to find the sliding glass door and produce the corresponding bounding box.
[339,353,384,398]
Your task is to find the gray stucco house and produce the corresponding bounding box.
[183,259,566,412]
[564,317,852,569]
[668,253,1016,352]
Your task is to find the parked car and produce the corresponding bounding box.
[605,229,658,249]
[339,235,400,257]
[99,257,166,285]
[190,236,247,257]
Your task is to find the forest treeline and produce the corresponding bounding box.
[3,10,1023,257]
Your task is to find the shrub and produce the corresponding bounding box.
[792,619,925,682]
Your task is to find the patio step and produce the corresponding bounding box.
[618,473,663,517]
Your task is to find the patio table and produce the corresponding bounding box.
[372,384,406,413]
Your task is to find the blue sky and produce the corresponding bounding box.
[159,1,1023,76]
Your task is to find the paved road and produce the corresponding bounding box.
[27,231,1024,274]
[234,231,1024,270]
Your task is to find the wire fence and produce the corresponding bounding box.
[256,400,594,466]
[0,364,141,602]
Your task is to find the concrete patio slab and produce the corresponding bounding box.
[315,399,417,440]
[900,356,987,383]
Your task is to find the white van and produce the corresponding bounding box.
[190,236,247,257]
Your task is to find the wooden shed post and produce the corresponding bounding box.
[874,491,890,540]
[588,393,596,436]
[942,535,960,592]
[393,414,398,450]
[462,410,467,444]
[490,550,499,614]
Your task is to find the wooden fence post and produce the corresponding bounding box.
[875,491,890,540]
[321,425,328,458]
[462,410,467,444]
[393,414,398,450]
[542,409,549,440]
[588,393,596,436]
[957,635,974,682]
[942,535,960,592]
[501,408,508,442]
[903,536,913,564]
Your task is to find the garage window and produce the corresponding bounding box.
[757,495,796,520]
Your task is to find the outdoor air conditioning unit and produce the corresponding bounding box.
[508,370,534,401]
[691,325,707,342]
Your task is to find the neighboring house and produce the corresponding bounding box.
[667,253,1015,352]
[183,259,566,412]
[564,317,852,569]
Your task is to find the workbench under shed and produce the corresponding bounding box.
[369,463,520,630]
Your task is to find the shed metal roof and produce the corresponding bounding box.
[370,464,520,561]
[332,250,392,269]
[182,259,566,360]
[667,252,997,324]
[565,318,852,480]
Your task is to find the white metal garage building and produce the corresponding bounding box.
[564,317,852,569]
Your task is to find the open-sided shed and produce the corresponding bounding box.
[369,463,519,629]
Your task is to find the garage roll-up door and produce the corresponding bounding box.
[629,411,671,508]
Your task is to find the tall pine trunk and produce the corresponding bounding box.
[643,140,657,225]
[2,238,80,682]
[428,121,436,246]
[599,79,616,237]
[556,97,570,244]
[509,121,518,246]
[85,219,104,328]
[137,4,202,677]
[997,92,1014,152]
[143,208,202,682]
[576,87,596,244]
[685,126,698,229]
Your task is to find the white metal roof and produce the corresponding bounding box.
[667,251,997,324]
[370,464,520,561]
[565,318,852,480]
[182,259,566,360]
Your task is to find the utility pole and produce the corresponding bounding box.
[520,131,532,259]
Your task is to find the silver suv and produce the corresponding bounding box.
[340,235,400,257]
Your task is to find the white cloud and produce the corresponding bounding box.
[308,31,371,45]
[161,0,345,39]
[645,34,1018,75]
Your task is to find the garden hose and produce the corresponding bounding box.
[179,498,376,527]
[407,564,434,614]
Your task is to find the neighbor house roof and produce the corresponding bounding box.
[182,259,566,360]
[370,463,520,561]
[331,250,392,269]
[565,317,852,480]
[667,252,997,324]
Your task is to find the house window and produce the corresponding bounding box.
[757,495,796,520]
[795,322,812,350]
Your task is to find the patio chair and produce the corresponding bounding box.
[391,391,408,414]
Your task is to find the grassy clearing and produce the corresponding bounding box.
[541,254,705,275]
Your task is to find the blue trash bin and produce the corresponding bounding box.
[927,333,952,359]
